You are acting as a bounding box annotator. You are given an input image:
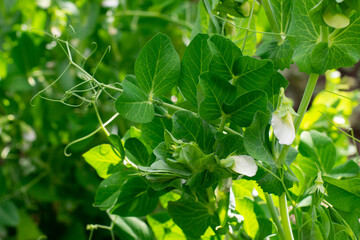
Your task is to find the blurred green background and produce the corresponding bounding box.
[0,0,359,239]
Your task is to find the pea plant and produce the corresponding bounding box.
[34,0,360,239]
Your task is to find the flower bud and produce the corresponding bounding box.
[271,88,297,145]
[222,155,258,177]
[271,111,296,145]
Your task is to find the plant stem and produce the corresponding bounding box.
[265,193,286,240]
[262,0,283,43]
[161,102,190,112]
[93,102,110,136]
[293,73,319,132]
[203,0,221,33]
[277,73,319,165]
[320,26,329,43]
[279,193,294,240]
[115,10,193,30]
[218,113,228,132]
[241,0,256,52]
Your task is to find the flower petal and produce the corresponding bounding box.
[230,155,258,177]
[271,111,295,145]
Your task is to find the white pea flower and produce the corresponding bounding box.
[271,111,295,145]
[221,155,258,177]
[271,88,297,145]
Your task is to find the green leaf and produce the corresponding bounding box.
[317,206,333,239]
[256,166,296,195]
[108,134,125,161]
[140,118,172,149]
[115,77,154,123]
[229,16,257,56]
[288,0,360,74]
[330,160,360,178]
[301,210,325,240]
[135,32,180,97]
[177,143,216,172]
[186,170,218,191]
[179,33,212,108]
[263,72,289,110]
[141,117,172,149]
[244,111,274,165]
[94,168,136,210]
[168,198,220,238]
[345,0,360,12]
[235,198,259,238]
[298,130,336,174]
[172,111,217,154]
[325,180,360,213]
[208,34,243,81]
[111,176,158,217]
[139,160,191,189]
[111,215,154,240]
[256,39,293,70]
[147,212,186,240]
[199,72,237,121]
[232,56,274,91]
[125,138,149,166]
[16,210,43,240]
[222,90,268,127]
[323,176,360,196]
[269,0,292,34]
[214,0,251,18]
[255,218,273,240]
[82,144,122,179]
[214,132,245,159]
[0,200,19,226]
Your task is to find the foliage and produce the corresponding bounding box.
[1,0,360,240]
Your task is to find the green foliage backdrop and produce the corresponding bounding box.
[1,0,360,240]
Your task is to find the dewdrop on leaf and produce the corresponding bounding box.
[271,88,297,145]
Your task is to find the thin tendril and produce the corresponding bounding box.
[322,89,359,103]
[214,15,294,36]
[93,46,111,77]
[319,111,360,143]
[30,64,71,106]
[82,42,98,68]
[64,113,119,156]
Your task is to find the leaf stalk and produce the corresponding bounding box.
[279,193,294,240]
[265,193,286,240]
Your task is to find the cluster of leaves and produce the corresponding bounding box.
[81,0,360,239]
[2,0,360,239]
[0,0,199,239]
[84,32,360,240]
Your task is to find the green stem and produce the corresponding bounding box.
[206,186,216,206]
[224,126,242,136]
[277,73,319,165]
[93,102,110,137]
[279,193,294,240]
[293,73,319,132]
[216,178,231,228]
[218,113,228,132]
[115,10,193,30]
[320,26,329,43]
[161,102,189,112]
[265,193,286,240]
[262,0,283,43]
[241,0,256,52]
[203,0,221,33]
